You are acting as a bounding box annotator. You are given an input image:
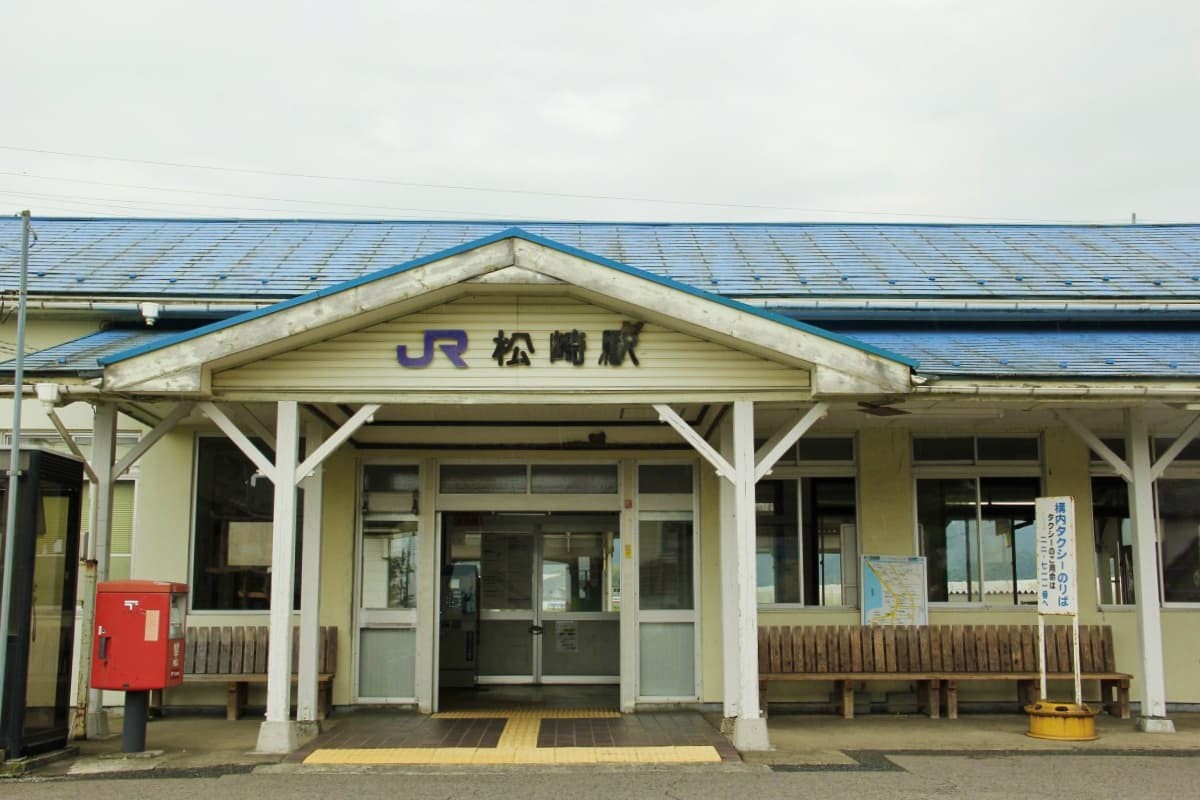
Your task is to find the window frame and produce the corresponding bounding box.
[188,433,304,614]
[755,455,860,611]
[912,435,1043,608]
[1090,440,1200,609]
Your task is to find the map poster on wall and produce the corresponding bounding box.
[860,555,929,626]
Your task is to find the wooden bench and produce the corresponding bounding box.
[159,625,338,720]
[758,624,1131,720]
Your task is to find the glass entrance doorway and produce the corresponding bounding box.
[440,511,620,687]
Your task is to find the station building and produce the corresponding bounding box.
[2,219,1198,752]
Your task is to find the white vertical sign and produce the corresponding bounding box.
[1036,496,1077,616]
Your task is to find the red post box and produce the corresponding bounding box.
[91,580,188,691]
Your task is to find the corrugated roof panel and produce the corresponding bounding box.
[2,328,171,374]
[3,219,1200,301]
[836,327,1200,378]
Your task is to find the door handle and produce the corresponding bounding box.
[528,625,544,635]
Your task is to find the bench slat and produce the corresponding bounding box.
[998,625,1012,671]
[230,626,244,674]
[255,627,268,672]
[185,629,197,673]
[218,626,232,674]
[195,627,210,675]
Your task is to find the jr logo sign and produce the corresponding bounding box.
[396,329,469,368]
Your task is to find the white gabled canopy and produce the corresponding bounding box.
[100,232,915,402]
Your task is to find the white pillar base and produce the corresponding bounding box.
[730,715,771,751]
[1137,716,1176,734]
[255,720,299,754]
[85,709,111,739]
[296,719,322,738]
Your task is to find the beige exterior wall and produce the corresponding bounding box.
[9,316,1200,713]
[213,295,810,395]
[0,318,142,432]
[318,448,357,706]
[697,465,722,703]
[131,419,1200,712]
[757,425,1200,708]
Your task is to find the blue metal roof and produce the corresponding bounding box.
[14,324,1200,380]
[836,327,1200,378]
[94,228,918,369]
[2,218,1199,301]
[2,328,168,375]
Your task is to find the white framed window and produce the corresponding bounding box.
[1091,436,1200,606]
[914,436,1041,605]
[756,477,858,607]
[189,435,304,611]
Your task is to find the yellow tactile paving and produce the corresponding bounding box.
[303,708,723,766]
[303,745,722,766]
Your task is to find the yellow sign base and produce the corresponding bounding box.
[1025,701,1099,741]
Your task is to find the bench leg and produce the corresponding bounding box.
[942,679,959,720]
[1105,679,1131,720]
[758,680,768,719]
[836,680,855,720]
[927,679,940,720]
[1017,679,1036,709]
[318,679,331,721]
[226,682,247,721]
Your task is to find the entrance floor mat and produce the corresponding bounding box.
[297,709,736,765]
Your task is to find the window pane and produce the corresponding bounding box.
[1090,439,1127,462]
[440,464,527,494]
[638,623,694,697]
[806,477,857,607]
[913,437,974,462]
[638,464,693,494]
[1092,477,1134,604]
[1157,479,1200,603]
[918,478,979,602]
[358,628,416,698]
[191,438,303,611]
[977,477,1039,604]
[540,524,619,613]
[360,519,418,609]
[477,531,534,611]
[363,465,419,493]
[531,464,618,494]
[1154,438,1200,462]
[796,437,855,462]
[638,516,694,610]
[756,480,800,604]
[977,437,1039,461]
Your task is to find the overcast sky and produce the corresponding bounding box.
[2,1,1198,224]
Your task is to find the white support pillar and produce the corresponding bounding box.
[295,418,325,730]
[717,416,740,724]
[256,400,301,753]
[79,402,117,739]
[1125,408,1175,732]
[729,400,769,750]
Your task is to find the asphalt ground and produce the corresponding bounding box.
[3,709,1197,790]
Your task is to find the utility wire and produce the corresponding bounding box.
[0,188,519,221]
[0,143,1125,223]
[0,170,520,219]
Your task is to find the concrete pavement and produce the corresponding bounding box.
[3,709,1198,779]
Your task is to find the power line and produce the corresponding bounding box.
[0,188,528,221]
[0,143,1124,223]
[0,170,518,219]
